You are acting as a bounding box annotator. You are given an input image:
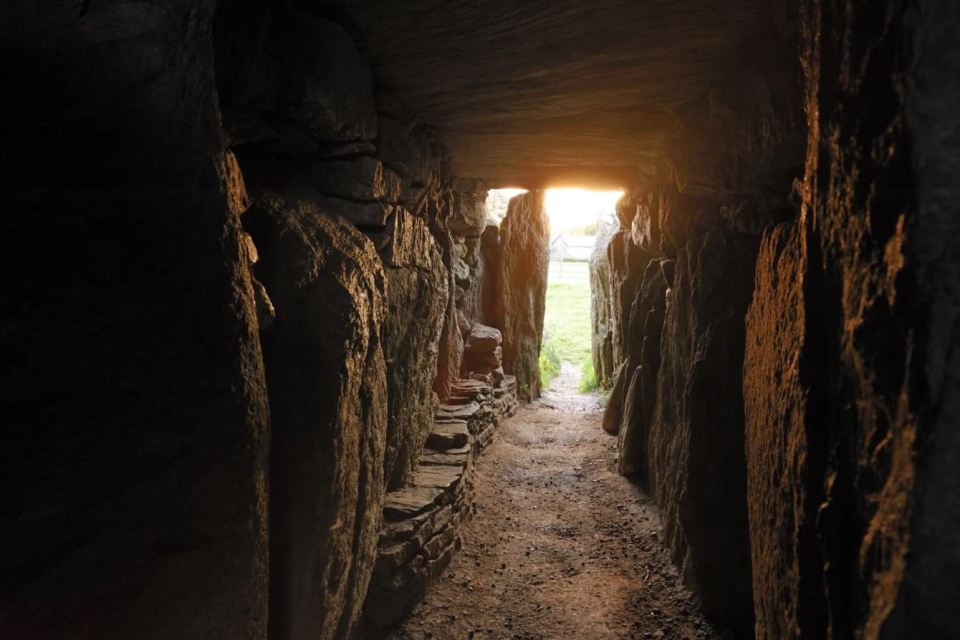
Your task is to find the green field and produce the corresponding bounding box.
[540,263,597,391]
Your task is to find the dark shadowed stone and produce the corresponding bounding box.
[496,191,550,400]
[451,379,495,400]
[419,448,471,468]
[614,258,668,456]
[647,228,757,634]
[306,156,402,203]
[314,194,393,228]
[248,190,387,640]
[616,366,643,474]
[269,11,377,143]
[466,323,503,352]
[379,117,438,187]
[447,178,489,236]
[381,207,439,267]
[479,224,503,327]
[430,222,462,401]
[436,401,480,421]
[602,361,629,435]
[0,3,270,637]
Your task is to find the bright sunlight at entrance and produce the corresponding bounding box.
[487,188,623,393]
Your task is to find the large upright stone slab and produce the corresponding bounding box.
[379,210,449,490]
[590,216,619,388]
[249,191,388,640]
[496,191,550,400]
[647,227,758,635]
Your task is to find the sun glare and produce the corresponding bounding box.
[544,188,623,234]
[486,188,623,232]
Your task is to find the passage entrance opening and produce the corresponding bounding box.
[485,187,623,396]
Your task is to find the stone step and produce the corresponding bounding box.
[442,393,476,406]
[425,420,470,451]
[450,379,493,398]
[436,401,480,420]
[411,465,463,492]
[383,486,444,521]
[419,446,470,468]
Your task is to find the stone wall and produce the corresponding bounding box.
[249,192,388,640]
[4,1,958,639]
[0,3,271,638]
[0,1,526,638]
[743,2,960,638]
[604,2,960,639]
[364,377,517,633]
[601,13,804,636]
[213,4,528,637]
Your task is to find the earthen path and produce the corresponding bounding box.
[391,365,721,640]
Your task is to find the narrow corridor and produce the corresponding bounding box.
[393,367,719,640]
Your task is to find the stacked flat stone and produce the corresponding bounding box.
[462,323,505,385]
[363,375,518,633]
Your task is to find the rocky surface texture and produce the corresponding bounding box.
[326,0,793,184]
[742,2,960,638]
[213,5,520,636]
[595,2,960,639]
[364,377,518,634]
[249,191,388,640]
[595,10,806,634]
[379,211,448,491]
[496,192,551,401]
[589,217,619,389]
[0,2,529,638]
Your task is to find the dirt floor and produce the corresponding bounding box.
[389,364,723,640]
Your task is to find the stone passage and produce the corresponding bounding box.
[364,376,518,633]
[5,2,959,639]
[391,376,720,640]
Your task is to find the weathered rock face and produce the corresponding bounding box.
[379,210,449,491]
[742,2,960,638]
[601,225,658,436]
[0,3,270,638]
[743,223,807,639]
[590,216,619,388]
[496,191,550,401]
[247,192,387,640]
[893,1,960,635]
[462,323,505,383]
[647,227,759,634]
[616,259,669,476]
[478,224,503,327]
